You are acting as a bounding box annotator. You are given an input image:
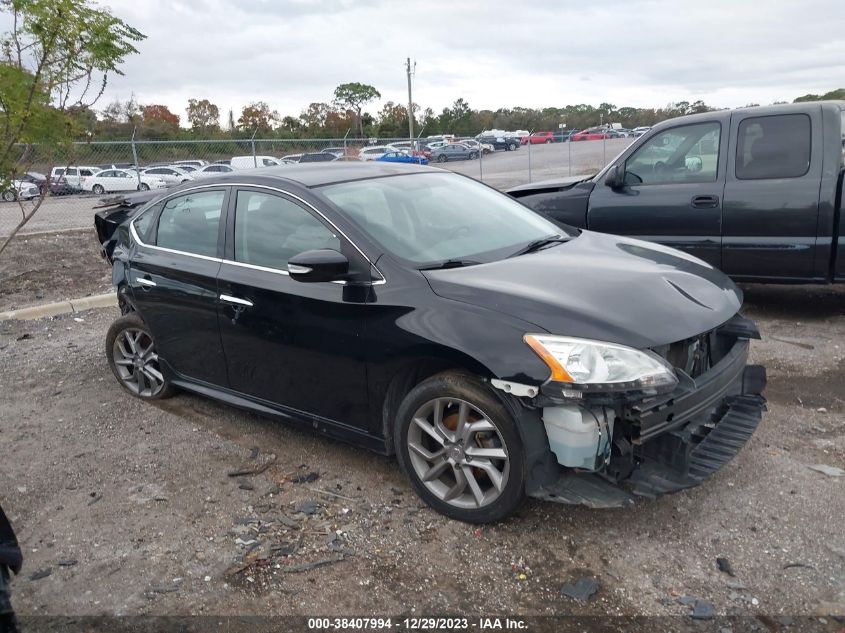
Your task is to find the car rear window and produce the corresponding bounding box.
[156,190,225,257]
[735,113,811,180]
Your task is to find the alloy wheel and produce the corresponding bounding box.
[93,184,105,194]
[407,397,509,509]
[112,328,165,397]
[2,190,16,202]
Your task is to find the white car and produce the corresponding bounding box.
[2,179,40,202]
[231,155,281,170]
[458,139,494,155]
[279,154,303,164]
[140,166,195,185]
[359,145,397,161]
[49,165,101,189]
[172,160,208,169]
[194,164,235,177]
[81,168,166,194]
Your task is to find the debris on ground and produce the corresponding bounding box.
[147,578,183,595]
[227,453,278,477]
[295,500,319,516]
[560,576,600,602]
[291,472,319,484]
[56,559,78,567]
[716,556,735,576]
[782,562,815,570]
[807,464,844,477]
[29,568,52,581]
[280,553,348,574]
[691,600,716,619]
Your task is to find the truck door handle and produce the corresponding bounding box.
[219,294,253,308]
[691,195,719,209]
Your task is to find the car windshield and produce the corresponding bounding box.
[317,172,572,266]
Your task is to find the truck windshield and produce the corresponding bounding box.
[317,172,573,266]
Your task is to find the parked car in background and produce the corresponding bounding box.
[359,146,397,161]
[13,172,76,196]
[172,160,208,169]
[174,164,198,172]
[614,128,633,137]
[94,163,766,523]
[457,139,494,154]
[336,155,362,161]
[570,128,614,141]
[298,153,338,163]
[1,178,40,202]
[81,168,166,194]
[321,147,347,157]
[377,151,429,165]
[140,166,195,185]
[553,130,575,142]
[509,101,845,284]
[231,156,281,170]
[477,134,520,151]
[524,131,556,145]
[429,143,478,162]
[280,154,303,164]
[194,164,235,178]
[50,166,101,189]
[632,126,651,137]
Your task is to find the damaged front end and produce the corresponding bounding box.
[505,313,766,508]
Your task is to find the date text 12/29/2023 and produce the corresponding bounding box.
[307,617,528,630]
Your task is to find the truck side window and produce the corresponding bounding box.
[735,114,811,180]
[624,122,720,186]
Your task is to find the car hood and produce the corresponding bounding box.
[507,175,593,194]
[423,231,742,349]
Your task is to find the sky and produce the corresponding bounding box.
[69,0,845,122]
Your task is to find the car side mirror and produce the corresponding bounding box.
[288,249,349,283]
[604,162,625,189]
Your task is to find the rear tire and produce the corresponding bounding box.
[394,371,526,523]
[138,183,150,191]
[1,190,15,202]
[508,142,517,151]
[106,313,176,400]
[437,155,447,163]
[92,184,105,195]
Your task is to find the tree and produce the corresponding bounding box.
[0,0,144,256]
[186,98,220,134]
[140,104,179,137]
[237,101,278,133]
[299,102,330,134]
[333,82,380,137]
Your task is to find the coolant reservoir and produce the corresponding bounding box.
[543,405,609,470]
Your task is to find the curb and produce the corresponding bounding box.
[0,291,117,321]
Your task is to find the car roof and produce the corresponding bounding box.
[195,162,437,188]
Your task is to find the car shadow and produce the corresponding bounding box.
[739,283,845,320]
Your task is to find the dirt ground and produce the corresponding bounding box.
[0,245,843,622]
[0,229,111,312]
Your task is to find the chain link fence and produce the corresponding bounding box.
[1,136,634,236]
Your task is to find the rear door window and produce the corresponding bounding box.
[735,113,811,180]
[156,190,226,257]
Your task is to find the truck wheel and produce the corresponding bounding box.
[394,371,526,523]
[106,313,176,400]
[92,184,105,195]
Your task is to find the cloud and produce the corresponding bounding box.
[94,0,845,122]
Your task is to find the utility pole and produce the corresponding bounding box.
[406,57,416,150]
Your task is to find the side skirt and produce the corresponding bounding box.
[170,376,389,454]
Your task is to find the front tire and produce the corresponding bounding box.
[106,313,176,400]
[437,155,447,163]
[1,190,15,202]
[92,184,105,195]
[138,183,150,191]
[394,371,526,523]
[508,142,517,151]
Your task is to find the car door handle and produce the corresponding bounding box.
[136,277,156,287]
[219,294,253,307]
[691,195,719,209]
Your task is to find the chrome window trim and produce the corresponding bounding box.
[130,181,386,284]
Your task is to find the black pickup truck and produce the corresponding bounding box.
[509,101,845,283]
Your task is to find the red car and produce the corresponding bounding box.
[570,127,612,141]
[523,131,555,145]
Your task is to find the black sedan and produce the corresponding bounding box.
[14,171,77,196]
[95,163,765,523]
[428,143,478,162]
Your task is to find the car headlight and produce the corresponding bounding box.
[524,334,678,393]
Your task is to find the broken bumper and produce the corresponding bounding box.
[530,338,767,508]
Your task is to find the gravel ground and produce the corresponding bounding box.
[0,280,842,619]
[0,229,112,312]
